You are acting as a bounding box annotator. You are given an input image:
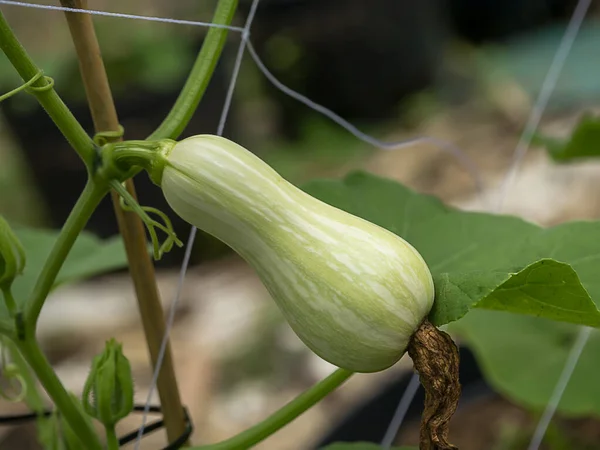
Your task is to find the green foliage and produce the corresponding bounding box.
[441,259,600,327]
[302,171,600,327]
[451,311,600,415]
[0,215,26,291]
[534,113,600,162]
[60,394,94,450]
[35,393,94,450]
[36,413,66,450]
[0,227,128,316]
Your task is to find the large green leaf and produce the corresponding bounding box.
[450,310,600,416]
[320,443,416,450]
[301,171,600,327]
[0,227,129,316]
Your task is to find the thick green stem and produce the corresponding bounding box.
[0,11,97,167]
[1,286,17,317]
[24,181,109,328]
[105,427,119,450]
[148,0,238,140]
[103,139,175,185]
[0,317,14,336]
[191,368,354,450]
[17,337,102,450]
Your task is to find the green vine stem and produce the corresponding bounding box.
[0,11,97,168]
[0,317,14,336]
[191,368,354,450]
[16,337,102,450]
[1,287,17,318]
[148,0,238,141]
[24,181,108,328]
[105,427,119,450]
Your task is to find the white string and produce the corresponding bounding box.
[527,327,592,450]
[0,0,245,32]
[380,373,421,448]
[246,41,488,206]
[494,0,592,212]
[380,0,592,446]
[133,0,262,447]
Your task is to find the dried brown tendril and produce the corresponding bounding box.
[407,319,461,450]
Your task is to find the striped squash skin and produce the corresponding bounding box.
[160,135,434,372]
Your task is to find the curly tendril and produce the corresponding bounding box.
[0,339,27,403]
[25,75,55,93]
[0,70,45,102]
[109,180,182,260]
[94,125,125,146]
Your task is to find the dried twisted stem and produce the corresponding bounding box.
[408,320,461,450]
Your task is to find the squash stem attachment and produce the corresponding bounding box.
[109,180,182,260]
[102,139,175,186]
[408,320,461,450]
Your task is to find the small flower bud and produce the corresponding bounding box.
[82,339,134,427]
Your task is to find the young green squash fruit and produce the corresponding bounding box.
[137,135,435,372]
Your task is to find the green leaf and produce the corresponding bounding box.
[0,227,128,315]
[36,413,65,450]
[319,443,416,450]
[301,171,600,327]
[437,259,600,327]
[533,113,600,162]
[450,310,600,416]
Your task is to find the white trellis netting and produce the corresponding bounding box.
[0,0,595,448]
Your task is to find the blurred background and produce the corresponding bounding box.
[2,0,600,448]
